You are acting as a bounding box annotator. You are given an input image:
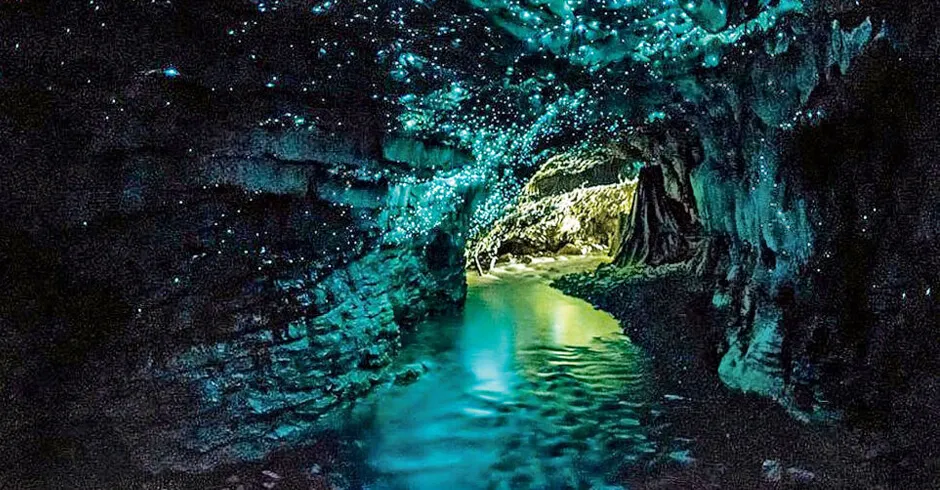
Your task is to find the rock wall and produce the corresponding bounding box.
[0,76,470,473]
[598,1,940,430]
[91,226,466,472]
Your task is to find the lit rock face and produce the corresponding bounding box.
[471,146,637,269]
[677,15,878,417]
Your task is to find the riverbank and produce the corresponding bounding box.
[9,257,614,490]
[474,254,614,283]
[555,264,938,489]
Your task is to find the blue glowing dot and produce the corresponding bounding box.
[163,66,180,78]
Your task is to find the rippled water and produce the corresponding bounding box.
[350,259,692,489]
[10,260,885,489]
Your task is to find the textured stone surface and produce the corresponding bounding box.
[565,2,940,434]
[0,97,470,472]
[95,236,466,472]
[613,165,699,267]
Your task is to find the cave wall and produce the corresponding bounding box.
[609,1,939,425]
[0,76,470,472]
[87,220,467,472]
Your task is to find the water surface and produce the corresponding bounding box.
[351,259,691,489]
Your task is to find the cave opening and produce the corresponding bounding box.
[468,141,643,274]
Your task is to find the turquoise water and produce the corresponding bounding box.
[350,259,691,489]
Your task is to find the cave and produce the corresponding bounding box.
[1,1,939,488]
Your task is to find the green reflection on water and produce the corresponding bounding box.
[356,260,670,489]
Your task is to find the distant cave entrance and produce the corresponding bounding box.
[468,145,638,274]
[468,135,701,275]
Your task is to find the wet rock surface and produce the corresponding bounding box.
[1,0,939,487]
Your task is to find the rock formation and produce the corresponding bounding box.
[561,2,940,441]
[612,164,698,267]
[2,0,939,485]
[0,91,471,472]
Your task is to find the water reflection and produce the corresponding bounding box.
[353,262,685,489]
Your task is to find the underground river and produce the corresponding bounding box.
[25,258,885,489]
[344,258,696,489]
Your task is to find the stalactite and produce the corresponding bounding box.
[613,165,698,267]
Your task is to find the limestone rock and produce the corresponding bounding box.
[613,165,698,267]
